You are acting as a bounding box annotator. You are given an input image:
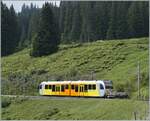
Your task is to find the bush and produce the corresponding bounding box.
[36,69,48,75]
[2,97,11,108]
[115,83,125,92]
[13,97,29,104]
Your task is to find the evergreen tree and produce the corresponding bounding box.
[106,3,117,40]
[31,2,60,57]
[9,5,19,50]
[139,2,149,37]
[1,3,19,56]
[127,2,145,38]
[63,2,74,43]
[59,2,67,33]
[1,2,10,56]
[79,2,88,42]
[86,2,97,42]
[70,3,81,42]
[18,4,31,48]
[115,2,130,39]
[27,6,40,43]
[95,1,111,40]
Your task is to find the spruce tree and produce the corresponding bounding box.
[1,3,19,56]
[139,2,149,37]
[86,2,97,42]
[95,1,110,40]
[31,2,60,57]
[59,2,67,34]
[63,2,74,43]
[115,2,130,39]
[1,2,10,56]
[70,4,81,42]
[27,7,40,43]
[106,2,117,40]
[9,5,19,51]
[127,2,144,38]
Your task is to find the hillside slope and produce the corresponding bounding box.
[2,97,148,120]
[2,37,149,98]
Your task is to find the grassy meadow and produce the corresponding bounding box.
[1,96,149,120]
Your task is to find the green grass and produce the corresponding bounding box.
[1,97,149,120]
[2,37,149,97]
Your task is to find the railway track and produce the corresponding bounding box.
[1,95,113,100]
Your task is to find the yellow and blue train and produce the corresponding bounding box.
[39,80,113,97]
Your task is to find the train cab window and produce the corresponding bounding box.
[92,84,96,90]
[84,85,88,91]
[39,85,42,89]
[100,84,104,89]
[65,85,68,89]
[45,85,48,89]
[52,85,55,91]
[49,85,52,89]
[75,85,78,92]
[88,84,92,90]
[71,85,74,89]
[61,85,64,92]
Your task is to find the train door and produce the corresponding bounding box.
[60,85,65,96]
[99,83,105,97]
[55,85,60,95]
[70,84,76,96]
[74,85,79,96]
[64,84,70,96]
[79,85,84,96]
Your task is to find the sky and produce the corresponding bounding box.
[3,0,60,13]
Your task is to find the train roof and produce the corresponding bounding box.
[40,80,105,85]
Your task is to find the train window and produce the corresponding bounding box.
[45,85,48,89]
[56,86,60,91]
[84,85,88,91]
[88,84,92,90]
[61,85,64,92]
[49,85,52,89]
[80,86,84,92]
[75,85,78,92]
[80,87,81,92]
[65,85,68,89]
[93,84,96,90]
[52,85,55,91]
[100,84,104,89]
[71,85,74,89]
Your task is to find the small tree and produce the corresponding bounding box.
[31,2,60,57]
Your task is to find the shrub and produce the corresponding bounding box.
[11,97,29,104]
[115,83,126,92]
[2,97,11,108]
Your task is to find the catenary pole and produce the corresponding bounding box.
[137,61,140,99]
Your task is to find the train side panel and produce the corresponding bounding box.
[39,81,106,97]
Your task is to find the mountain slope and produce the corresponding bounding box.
[2,37,149,98]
